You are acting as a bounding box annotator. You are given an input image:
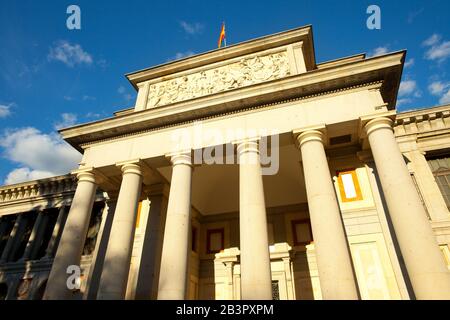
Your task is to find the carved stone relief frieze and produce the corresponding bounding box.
[146,51,291,108]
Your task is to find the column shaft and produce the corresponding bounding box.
[42,206,68,259]
[44,170,97,300]
[135,190,167,299]
[158,153,192,300]
[0,214,27,263]
[21,211,48,261]
[296,129,359,299]
[97,162,143,300]
[237,139,272,300]
[408,150,449,220]
[365,117,450,299]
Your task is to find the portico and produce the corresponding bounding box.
[40,26,450,300]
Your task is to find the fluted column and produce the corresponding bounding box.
[41,206,69,260]
[294,127,359,299]
[158,152,192,300]
[44,169,98,300]
[236,139,272,300]
[21,211,49,261]
[97,161,143,300]
[0,214,26,263]
[364,116,450,299]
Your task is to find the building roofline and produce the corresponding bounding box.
[59,50,405,152]
[396,103,450,118]
[125,25,316,90]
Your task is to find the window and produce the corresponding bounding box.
[272,281,280,300]
[291,219,312,246]
[427,156,450,209]
[337,169,363,202]
[206,228,224,254]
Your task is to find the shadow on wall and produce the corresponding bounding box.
[0,282,7,300]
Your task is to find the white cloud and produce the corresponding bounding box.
[0,104,12,118]
[397,79,421,108]
[179,21,203,35]
[117,86,134,102]
[4,168,56,185]
[397,98,413,107]
[399,80,418,97]
[54,113,78,130]
[368,46,389,57]
[118,86,126,94]
[82,95,96,101]
[404,58,415,68]
[407,8,424,24]
[0,127,81,185]
[428,81,450,104]
[48,40,93,67]
[423,34,441,47]
[428,81,447,95]
[440,90,450,104]
[85,112,102,119]
[168,50,195,62]
[423,34,450,62]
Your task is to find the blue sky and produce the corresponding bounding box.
[0,0,449,185]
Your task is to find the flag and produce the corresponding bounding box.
[218,22,226,48]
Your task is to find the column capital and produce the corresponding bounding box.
[359,111,396,136]
[166,151,192,167]
[233,137,260,156]
[293,124,326,148]
[116,159,142,176]
[364,116,394,136]
[71,168,97,184]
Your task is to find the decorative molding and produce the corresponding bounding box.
[394,105,450,138]
[80,81,383,150]
[146,52,291,108]
[0,175,77,206]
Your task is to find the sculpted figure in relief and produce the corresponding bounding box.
[146,52,290,108]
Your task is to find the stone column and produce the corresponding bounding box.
[0,217,10,243]
[364,116,450,299]
[21,211,49,261]
[97,161,143,300]
[135,184,168,300]
[294,127,359,300]
[407,148,450,221]
[41,206,68,260]
[236,139,272,300]
[44,169,98,300]
[158,152,192,300]
[84,198,117,300]
[0,214,27,263]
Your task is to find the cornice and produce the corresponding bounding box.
[126,25,315,89]
[394,104,450,138]
[79,81,384,150]
[0,175,76,206]
[61,51,404,152]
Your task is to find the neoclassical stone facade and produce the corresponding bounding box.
[1,26,450,300]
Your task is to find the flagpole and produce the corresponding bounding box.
[224,22,227,47]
